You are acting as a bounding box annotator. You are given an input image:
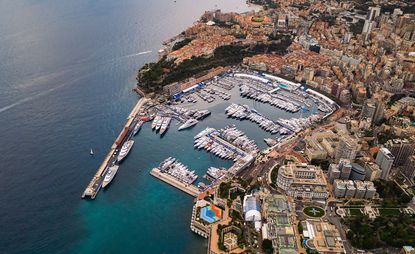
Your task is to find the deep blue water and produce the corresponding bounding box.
[0,1,315,254]
[0,1,254,253]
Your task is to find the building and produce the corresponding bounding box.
[354,180,366,199]
[262,194,297,253]
[385,139,415,166]
[362,6,381,36]
[349,163,366,181]
[327,159,352,183]
[276,163,329,200]
[335,136,359,163]
[375,147,395,180]
[403,155,415,180]
[333,179,346,198]
[360,100,384,125]
[363,162,381,181]
[302,220,345,254]
[364,181,376,199]
[243,194,261,231]
[345,180,356,198]
[333,180,376,199]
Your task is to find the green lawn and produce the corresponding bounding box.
[378,208,401,216]
[348,208,362,216]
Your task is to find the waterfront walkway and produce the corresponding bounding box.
[82,97,149,199]
[150,168,200,197]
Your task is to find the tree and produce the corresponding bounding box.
[262,239,273,254]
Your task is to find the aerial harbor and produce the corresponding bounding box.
[2,0,415,254]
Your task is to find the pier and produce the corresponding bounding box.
[150,168,200,197]
[82,97,149,199]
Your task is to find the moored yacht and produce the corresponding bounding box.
[102,165,120,188]
[117,140,134,162]
[178,118,198,131]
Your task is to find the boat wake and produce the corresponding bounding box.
[122,50,152,58]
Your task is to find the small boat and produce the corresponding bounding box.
[133,121,143,136]
[102,165,119,188]
[90,148,94,156]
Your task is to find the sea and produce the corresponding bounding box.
[0,1,314,253]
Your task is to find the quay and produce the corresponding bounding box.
[150,168,200,197]
[82,97,150,199]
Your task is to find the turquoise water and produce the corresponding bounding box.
[0,1,317,253]
[0,0,255,253]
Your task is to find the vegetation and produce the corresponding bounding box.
[349,19,364,35]
[297,222,303,234]
[172,38,192,51]
[374,179,413,206]
[262,239,274,254]
[348,208,363,216]
[270,164,280,184]
[138,38,293,91]
[345,213,415,249]
[219,182,232,199]
[310,159,330,171]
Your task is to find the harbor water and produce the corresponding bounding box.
[0,0,312,253]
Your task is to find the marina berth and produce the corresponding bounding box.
[194,125,258,161]
[159,157,198,185]
[132,120,144,136]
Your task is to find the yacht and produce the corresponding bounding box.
[117,140,134,162]
[151,115,160,130]
[133,121,143,136]
[178,118,198,131]
[102,165,119,188]
[160,117,171,135]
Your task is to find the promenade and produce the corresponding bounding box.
[82,97,149,199]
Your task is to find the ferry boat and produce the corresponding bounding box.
[178,118,198,131]
[102,165,119,188]
[117,140,134,162]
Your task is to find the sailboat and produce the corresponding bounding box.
[90,148,94,156]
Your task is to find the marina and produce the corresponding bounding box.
[83,70,337,200]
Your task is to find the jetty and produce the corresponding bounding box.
[150,168,200,197]
[82,97,149,199]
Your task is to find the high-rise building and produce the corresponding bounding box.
[403,155,415,180]
[354,180,366,198]
[375,147,395,180]
[362,7,381,34]
[333,179,346,198]
[345,180,356,198]
[350,163,366,180]
[335,136,359,163]
[360,100,384,125]
[385,139,415,166]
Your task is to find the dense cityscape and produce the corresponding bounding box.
[124,0,415,253]
[2,0,414,253]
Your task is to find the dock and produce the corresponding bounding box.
[82,97,149,199]
[150,168,200,197]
